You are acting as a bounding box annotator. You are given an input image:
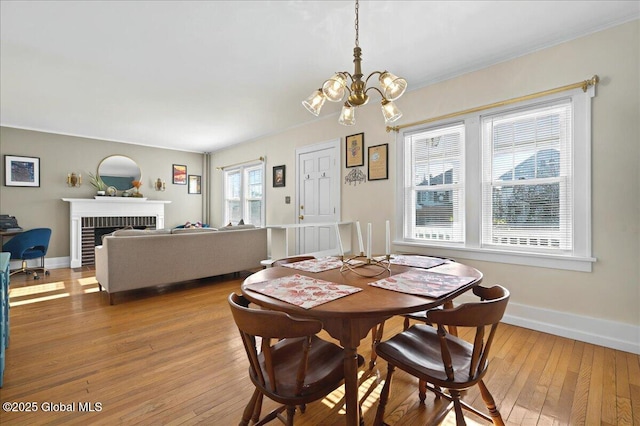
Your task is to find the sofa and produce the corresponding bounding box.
[95,226,267,304]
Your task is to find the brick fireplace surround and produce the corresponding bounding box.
[62,198,171,268]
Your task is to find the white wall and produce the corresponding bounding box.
[209,20,640,353]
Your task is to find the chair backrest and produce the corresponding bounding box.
[2,228,52,257]
[426,285,509,382]
[272,256,315,267]
[228,293,323,394]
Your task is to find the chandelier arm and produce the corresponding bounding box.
[341,71,355,83]
[364,85,385,99]
[364,71,385,86]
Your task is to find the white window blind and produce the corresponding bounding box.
[481,100,573,251]
[404,123,465,243]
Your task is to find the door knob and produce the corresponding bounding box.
[299,215,304,220]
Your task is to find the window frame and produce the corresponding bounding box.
[395,86,596,272]
[223,161,265,226]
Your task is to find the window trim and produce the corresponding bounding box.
[395,86,596,272]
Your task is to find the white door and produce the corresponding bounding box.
[296,139,340,255]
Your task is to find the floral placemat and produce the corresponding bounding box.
[280,256,344,273]
[245,274,362,309]
[388,255,447,269]
[369,270,476,298]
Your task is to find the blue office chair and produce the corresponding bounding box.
[2,228,52,279]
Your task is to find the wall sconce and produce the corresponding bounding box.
[67,172,82,187]
[154,178,166,191]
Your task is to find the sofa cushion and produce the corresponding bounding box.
[102,228,171,243]
[112,228,172,237]
[171,227,218,234]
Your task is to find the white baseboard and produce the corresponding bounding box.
[503,302,640,355]
[9,256,70,271]
[456,293,639,354]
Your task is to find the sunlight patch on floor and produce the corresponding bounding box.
[9,280,73,306]
[79,276,100,293]
[78,276,98,286]
[10,292,71,306]
[320,368,385,417]
[9,281,66,297]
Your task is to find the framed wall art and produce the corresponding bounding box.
[188,175,201,194]
[273,165,286,187]
[345,133,364,168]
[368,144,388,181]
[4,155,40,187]
[172,164,187,185]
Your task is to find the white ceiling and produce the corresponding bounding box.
[1,1,638,153]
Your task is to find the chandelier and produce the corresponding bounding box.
[302,0,407,126]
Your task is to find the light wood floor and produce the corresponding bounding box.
[0,267,638,425]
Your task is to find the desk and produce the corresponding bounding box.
[0,230,23,247]
[241,258,483,425]
[266,222,353,260]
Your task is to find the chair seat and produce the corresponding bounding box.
[21,247,46,260]
[252,335,361,403]
[375,324,476,389]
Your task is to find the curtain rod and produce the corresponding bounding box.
[216,156,265,171]
[386,75,599,133]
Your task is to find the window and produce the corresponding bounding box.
[398,87,595,271]
[223,162,264,226]
[482,101,572,251]
[404,123,465,243]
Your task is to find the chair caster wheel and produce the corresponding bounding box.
[45,271,50,276]
[34,276,40,280]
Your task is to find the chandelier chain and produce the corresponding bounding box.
[354,0,359,47]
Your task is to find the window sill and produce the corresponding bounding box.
[394,241,596,272]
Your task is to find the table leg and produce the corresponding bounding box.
[324,316,385,425]
[343,343,360,426]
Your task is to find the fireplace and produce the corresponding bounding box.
[81,216,157,266]
[63,198,171,268]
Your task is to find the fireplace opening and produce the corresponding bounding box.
[81,216,157,266]
[93,226,148,246]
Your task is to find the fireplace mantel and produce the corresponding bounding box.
[62,198,171,268]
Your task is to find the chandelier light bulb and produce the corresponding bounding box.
[322,73,347,102]
[302,89,327,116]
[339,103,356,126]
[381,99,402,123]
[379,72,407,101]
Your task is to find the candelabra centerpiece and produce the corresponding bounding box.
[340,253,391,277]
[335,220,392,277]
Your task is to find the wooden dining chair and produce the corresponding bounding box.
[228,292,364,425]
[373,285,510,426]
[370,254,457,371]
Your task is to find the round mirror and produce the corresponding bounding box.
[97,155,141,191]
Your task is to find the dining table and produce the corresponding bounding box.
[240,255,483,426]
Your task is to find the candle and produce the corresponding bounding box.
[356,221,365,255]
[335,224,345,256]
[366,223,372,260]
[386,220,391,256]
